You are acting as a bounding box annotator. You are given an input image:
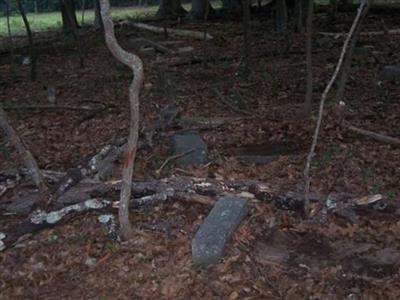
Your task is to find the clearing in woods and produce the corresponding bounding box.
[0,3,400,299]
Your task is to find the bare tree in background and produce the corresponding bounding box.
[94,0,104,31]
[242,0,250,74]
[15,0,37,81]
[5,0,15,77]
[61,0,85,67]
[304,0,314,114]
[100,0,144,240]
[0,108,47,193]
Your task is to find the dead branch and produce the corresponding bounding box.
[132,22,213,40]
[2,104,104,111]
[318,28,400,37]
[156,148,195,175]
[345,124,400,146]
[2,174,338,251]
[303,0,369,217]
[0,198,111,251]
[214,89,254,117]
[100,0,144,240]
[127,37,174,54]
[0,107,47,193]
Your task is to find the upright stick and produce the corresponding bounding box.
[303,0,369,216]
[99,0,144,240]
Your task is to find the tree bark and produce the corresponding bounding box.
[15,0,37,81]
[157,0,187,18]
[100,0,144,241]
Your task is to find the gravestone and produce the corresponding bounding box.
[192,196,249,267]
[381,65,400,81]
[171,132,208,168]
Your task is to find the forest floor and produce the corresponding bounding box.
[0,9,400,299]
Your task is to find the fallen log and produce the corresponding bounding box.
[5,173,381,252]
[345,124,400,146]
[132,22,213,40]
[319,28,400,38]
[127,37,174,54]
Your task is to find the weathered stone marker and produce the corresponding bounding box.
[381,65,400,81]
[171,132,208,168]
[192,196,249,267]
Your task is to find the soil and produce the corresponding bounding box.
[0,10,400,299]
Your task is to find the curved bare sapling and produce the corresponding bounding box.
[99,0,144,240]
[303,0,369,216]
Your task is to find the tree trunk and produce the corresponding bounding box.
[0,107,47,193]
[100,0,144,241]
[156,0,187,18]
[81,0,86,24]
[329,0,338,20]
[222,0,242,16]
[94,0,103,30]
[295,0,304,33]
[60,0,79,35]
[5,0,15,77]
[304,0,313,114]
[275,0,287,32]
[61,0,84,67]
[15,0,37,81]
[242,0,250,73]
[190,0,213,20]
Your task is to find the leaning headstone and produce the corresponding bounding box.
[381,65,400,81]
[192,196,249,267]
[171,132,208,168]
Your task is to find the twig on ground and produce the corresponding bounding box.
[132,22,213,40]
[214,89,254,117]
[319,28,400,37]
[2,104,104,111]
[156,148,195,175]
[127,37,174,54]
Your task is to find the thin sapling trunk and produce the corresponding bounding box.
[100,0,144,240]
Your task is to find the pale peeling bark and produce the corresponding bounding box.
[99,0,144,240]
[0,107,47,192]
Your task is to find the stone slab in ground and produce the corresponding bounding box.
[381,65,400,81]
[171,132,208,168]
[192,196,249,267]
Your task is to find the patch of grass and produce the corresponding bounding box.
[0,6,160,36]
[0,1,225,37]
